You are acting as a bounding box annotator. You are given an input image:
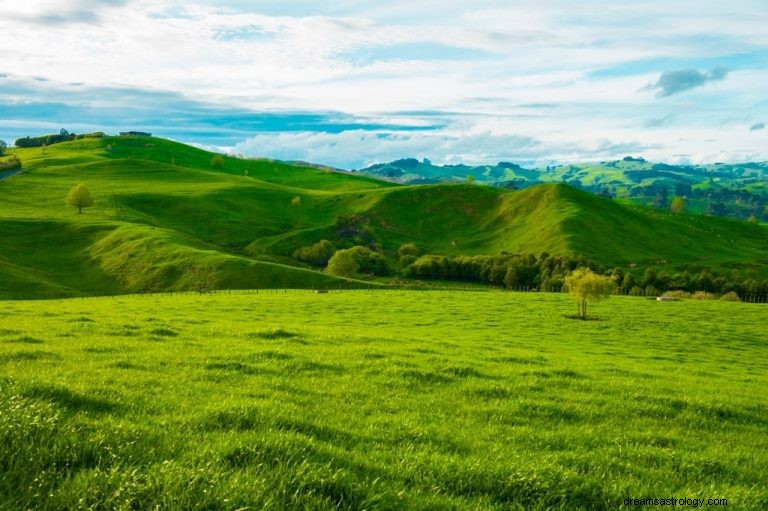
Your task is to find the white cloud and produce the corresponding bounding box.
[0,0,766,165]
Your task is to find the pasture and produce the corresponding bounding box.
[1,290,766,509]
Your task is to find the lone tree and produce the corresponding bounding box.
[0,140,7,156]
[564,268,617,319]
[66,184,94,214]
[670,195,685,215]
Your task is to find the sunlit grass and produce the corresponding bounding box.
[1,291,766,509]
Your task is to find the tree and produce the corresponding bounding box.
[670,196,685,214]
[466,175,474,185]
[291,196,302,207]
[294,240,335,267]
[326,249,359,277]
[0,140,6,156]
[66,184,94,214]
[397,243,420,258]
[564,268,617,319]
[210,155,224,169]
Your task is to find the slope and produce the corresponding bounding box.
[1,136,766,299]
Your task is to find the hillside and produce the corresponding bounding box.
[1,136,767,299]
[355,157,768,221]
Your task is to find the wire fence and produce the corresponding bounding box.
[24,283,767,304]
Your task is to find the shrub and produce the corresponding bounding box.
[719,291,741,302]
[691,291,716,300]
[399,255,417,268]
[294,240,335,267]
[346,246,389,276]
[326,250,358,277]
[210,155,224,169]
[665,290,690,299]
[397,243,420,258]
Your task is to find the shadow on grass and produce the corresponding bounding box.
[23,384,118,415]
[563,315,604,321]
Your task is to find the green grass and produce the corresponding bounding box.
[1,136,767,299]
[0,291,766,509]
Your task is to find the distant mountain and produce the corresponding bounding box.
[355,158,538,186]
[354,157,768,220]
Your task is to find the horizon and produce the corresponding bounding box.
[1,0,766,169]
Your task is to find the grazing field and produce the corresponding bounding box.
[1,291,766,510]
[2,137,767,299]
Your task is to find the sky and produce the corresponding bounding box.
[0,0,766,169]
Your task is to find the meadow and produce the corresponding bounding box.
[1,290,766,510]
[2,136,767,299]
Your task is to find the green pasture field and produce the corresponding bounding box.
[1,291,766,510]
[2,137,767,299]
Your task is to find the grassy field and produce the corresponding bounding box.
[1,291,766,509]
[1,136,767,299]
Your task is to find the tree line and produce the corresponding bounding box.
[293,234,768,302]
[14,130,105,148]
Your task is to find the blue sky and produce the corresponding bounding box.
[0,0,766,168]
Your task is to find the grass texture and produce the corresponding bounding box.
[1,291,766,509]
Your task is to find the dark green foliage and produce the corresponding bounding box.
[397,242,421,257]
[334,215,375,245]
[345,246,389,276]
[14,131,104,148]
[294,240,335,267]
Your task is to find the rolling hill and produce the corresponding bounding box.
[1,136,766,299]
[355,157,768,220]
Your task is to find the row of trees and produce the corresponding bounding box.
[14,130,105,148]
[291,236,768,302]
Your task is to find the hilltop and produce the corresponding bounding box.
[0,136,766,299]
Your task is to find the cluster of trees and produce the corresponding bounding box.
[14,130,105,148]
[403,251,768,301]
[625,183,768,221]
[291,215,768,301]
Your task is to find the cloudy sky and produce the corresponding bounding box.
[0,0,766,168]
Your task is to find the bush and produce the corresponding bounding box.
[211,155,224,169]
[294,240,335,267]
[326,250,358,277]
[628,286,645,297]
[399,255,417,268]
[346,246,389,276]
[397,243,420,258]
[665,290,690,299]
[719,291,741,302]
[691,291,716,300]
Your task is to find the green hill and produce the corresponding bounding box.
[356,157,768,221]
[1,136,766,299]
